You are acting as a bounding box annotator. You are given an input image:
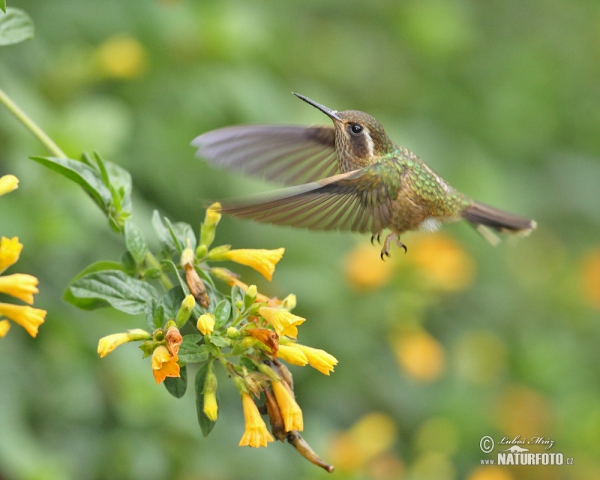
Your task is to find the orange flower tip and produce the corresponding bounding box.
[0,303,46,338]
[0,274,40,304]
[224,248,285,281]
[0,175,19,196]
[151,345,181,383]
[272,381,303,432]
[0,319,11,338]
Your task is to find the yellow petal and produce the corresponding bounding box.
[277,344,308,366]
[98,329,151,358]
[295,344,338,375]
[0,303,46,338]
[0,175,18,196]
[239,392,274,447]
[197,313,215,335]
[0,319,11,338]
[151,345,180,384]
[223,248,285,281]
[0,274,39,304]
[258,307,305,339]
[271,380,303,432]
[0,237,23,272]
[203,390,219,422]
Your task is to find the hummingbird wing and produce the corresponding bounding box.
[219,160,404,234]
[191,125,339,185]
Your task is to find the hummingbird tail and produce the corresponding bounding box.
[461,202,537,245]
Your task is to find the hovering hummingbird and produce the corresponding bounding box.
[192,93,536,259]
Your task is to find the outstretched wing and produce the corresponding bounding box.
[219,160,405,234]
[192,125,339,185]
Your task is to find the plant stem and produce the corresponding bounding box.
[0,86,67,158]
[145,251,174,290]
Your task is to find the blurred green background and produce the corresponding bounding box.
[1,0,599,479]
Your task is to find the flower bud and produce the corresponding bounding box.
[197,313,215,335]
[176,294,196,328]
[200,203,221,248]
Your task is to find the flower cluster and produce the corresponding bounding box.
[94,204,337,471]
[0,175,47,339]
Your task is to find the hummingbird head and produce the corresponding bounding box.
[294,93,395,169]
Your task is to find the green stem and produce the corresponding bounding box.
[145,251,174,290]
[0,86,67,158]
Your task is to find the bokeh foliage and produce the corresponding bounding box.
[1,0,600,479]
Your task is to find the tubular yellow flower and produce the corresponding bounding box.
[151,345,180,384]
[0,319,11,337]
[200,202,222,248]
[0,237,23,273]
[197,313,215,335]
[97,328,151,357]
[239,391,274,448]
[0,174,18,196]
[295,344,338,375]
[277,344,308,366]
[204,390,218,422]
[258,307,305,339]
[176,294,196,327]
[0,274,39,304]
[0,303,46,338]
[272,380,303,432]
[222,248,285,281]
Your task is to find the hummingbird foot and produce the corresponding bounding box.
[380,233,408,260]
[371,233,382,245]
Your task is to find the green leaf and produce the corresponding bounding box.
[159,288,186,322]
[195,361,217,436]
[124,220,148,265]
[0,8,34,46]
[213,300,231,328]
[161,260,188,293]
[151,211,176,255]
[151,303,165,329]
[164,364,187,398]
[208,335,231,348]
[30,156,111,211]
[184,334,203,344]
[164,217,196,253]
[105,159,132,213]
[67,270,159,315]
[179,338,208,363]
[62,261,126,309]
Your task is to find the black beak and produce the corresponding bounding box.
[293,93,342,121]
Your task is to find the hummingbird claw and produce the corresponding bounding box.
[371,233,382,245]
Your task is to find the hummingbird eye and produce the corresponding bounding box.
[349,124,363,136]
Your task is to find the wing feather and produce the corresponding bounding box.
[192,125,338,185]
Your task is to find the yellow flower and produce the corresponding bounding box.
[0,319,11,337]
[197,313,215,335]
[96,33,148,79]
[277,344,308,366]
[0,174,18,196]
[0,237,23,273]
[151,345,180,384]
[0,303,46,338]
[221,248,285,281]
[0,273,39,304]
[295,344,338,375]
[410,233,475,291]
[258,307,305,339]
[271,380,303,432]
[344,243,394,290]
[97,328,151,357]
[204,390,218,422]
[200,203,222,248]
[391,330,445,382]
[239,391,274,447]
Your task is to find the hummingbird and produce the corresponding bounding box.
[192,93,536,259]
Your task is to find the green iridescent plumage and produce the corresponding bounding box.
[192,93,536,258]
